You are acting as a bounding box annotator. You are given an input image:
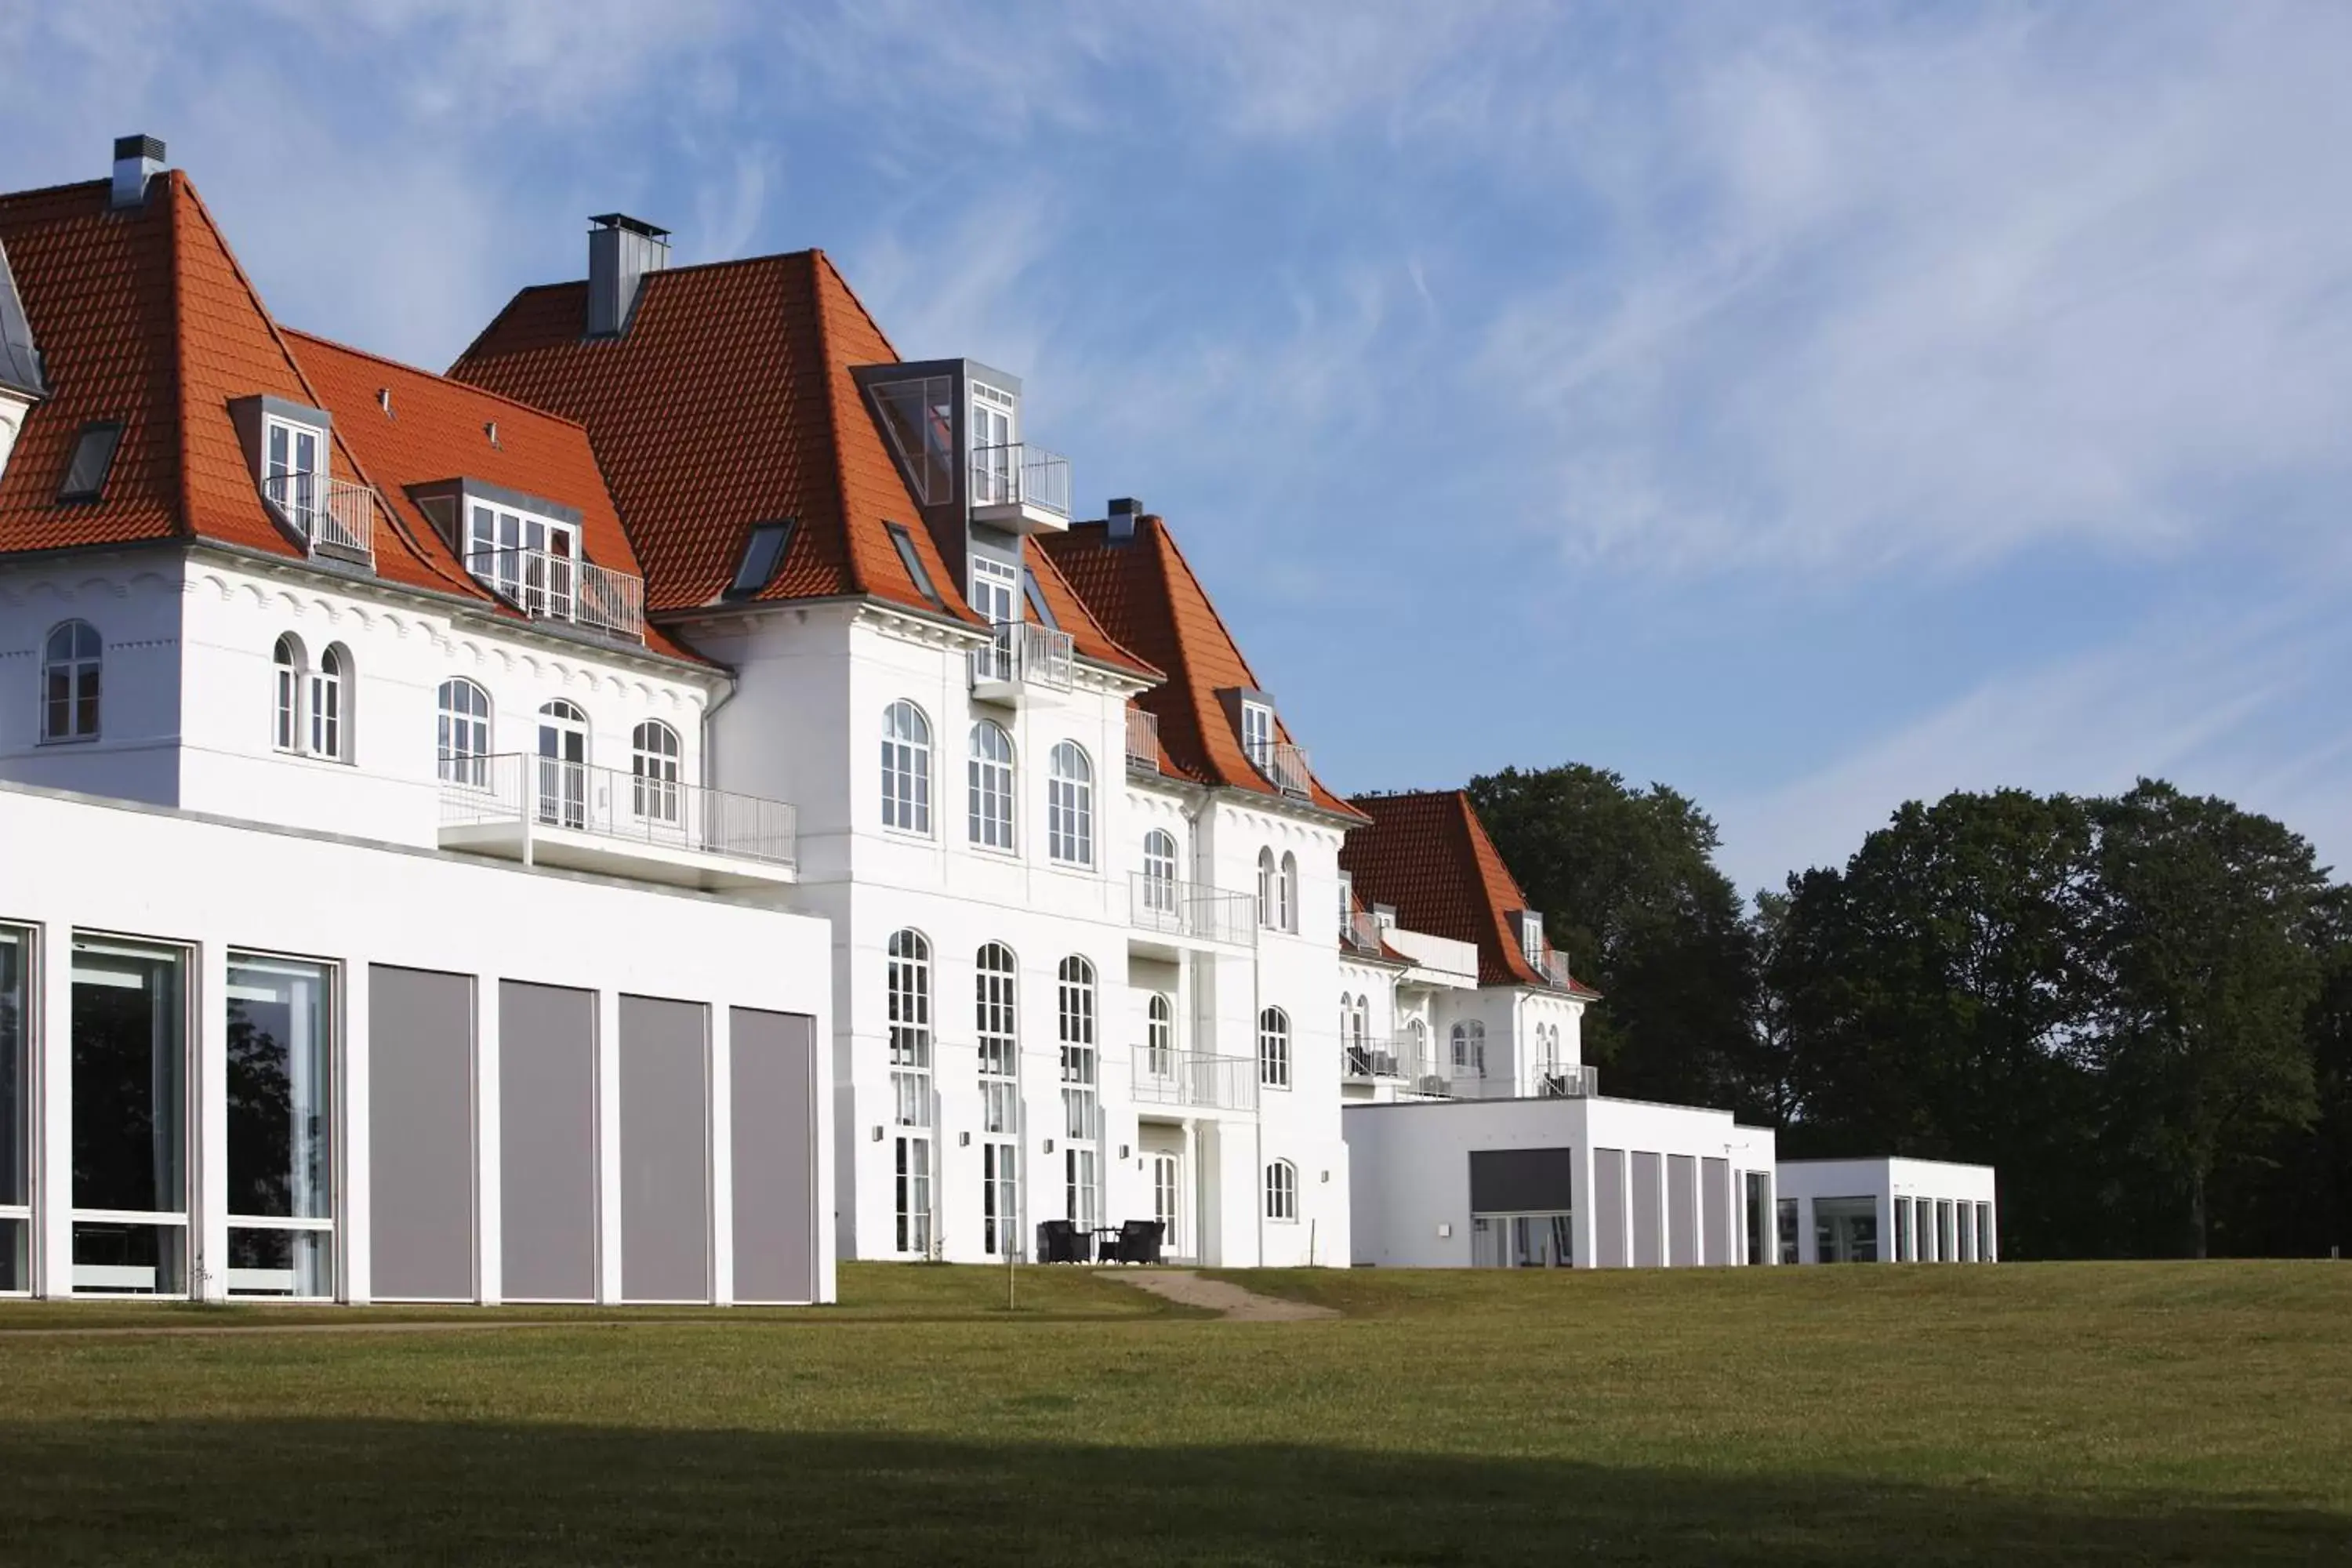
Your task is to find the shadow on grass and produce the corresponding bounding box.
[0,1418,2338,1566]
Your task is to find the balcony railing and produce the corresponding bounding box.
[1343,908,1385,956]
[1532,947,1578,989]
[465,547,645,644]
[439,753,796,868]
[1129,872,1257,947]
[260,471,377,568]
[1343,1040,1407,1080]
[1131,1045,1258,1114]
[1533,1063,1600,1098]
[969,442,1072,521]
[1126,705,1161,773]
[1246,739,1314,800]
[968,619,1074,697]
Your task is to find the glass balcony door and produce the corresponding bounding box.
[536,702,589,831]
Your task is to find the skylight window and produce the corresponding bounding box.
[56,421,123,503]
[726,520,795,599]
[886,522,946,611]
[1022,566,1060,630]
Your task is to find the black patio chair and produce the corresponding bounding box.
[1036,1219,1079,1263]
[1114,1219,1164,1265]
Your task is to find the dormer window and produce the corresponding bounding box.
[467,501,578,620]
[235,395,371,566]
[1516,910,1545,963]
[970,555,1018,626]
[1240,700,1275,770]
[969,382,1016,505]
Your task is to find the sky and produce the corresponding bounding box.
[5,1,2350,896]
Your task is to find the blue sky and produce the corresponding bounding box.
[7,2,2350,895]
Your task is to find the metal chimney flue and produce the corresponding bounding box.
[1108,496,1145,543]
[586,213,670,338]
[111,135,166,209]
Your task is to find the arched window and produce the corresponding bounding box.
[437,679,492,787]
[1047,742,1093,866]
[1258,1006,1290,1089]
[1146,992,1174,1077]
[310,644,350,760]
[272,634,304,752]
[536,699,590,828]
[880,701,931,833]
[1279,851,1298,933]
[1141,828,1179,916]
[41,619,102,742]
[632,720,682,824]
[1451,1020,1486,1077]
[1058,955,1100,1228]
[1265,1160,1298,1222]
[1408,1018,1428,1077]
[967,720,1015,850]
[887,928,934,1255]
[1257,848,1276,928]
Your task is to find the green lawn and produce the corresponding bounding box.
[1,1261,2347,1565]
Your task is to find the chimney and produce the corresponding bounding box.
[111,135,166,209]
[1107,496,1145,543]
[586,213,670,337]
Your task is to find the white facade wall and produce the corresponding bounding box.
[1345,1096,1777,1269]
[1777,1156,1998,1264]
[0,781,834,1304]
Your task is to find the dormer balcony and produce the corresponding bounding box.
[466,546,644,644]
[1126,706,1161,773]
[1246,738,1315,800]
[969,619,1073,705]
[968,442,1071,535]
[260,471,376,569]
[1533,948,1574,989]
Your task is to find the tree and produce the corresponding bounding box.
[2086,782,2326,1258]
[1466,764,1762,1114]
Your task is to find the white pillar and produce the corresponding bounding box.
[596,985,623,1301]
[37,929,72,1298]
[340,960,371,1304]
[1570,1132,1597,1270]
[195,942,229,1302]
[709,1003,734,1307]
[1798,1197,1819,1265]
[474,971,503,1305]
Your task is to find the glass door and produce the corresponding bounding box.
[1151,1152,1181,1256]
[971,385,1014,503]
[70,938,189,1295]
[969,556,1019,626]
[536,702,589,829]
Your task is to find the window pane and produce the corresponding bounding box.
[227,1227,333,1298]
[226,956,333,1221]
[0,929,24,1212]
[71,1221,186,1294]
[71,941,186,1216]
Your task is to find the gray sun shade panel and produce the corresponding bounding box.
[1701,1157,1730,1267]
[368,966,475,1301]
[730,1008,818,1303]
[1668,1154,1700,1267]
[620,996,710,1302]
[1593,1149,1628,1269]
[499,981,597,1302]
[1630,1151,1663,1268]
[1467,1146,1573,1214]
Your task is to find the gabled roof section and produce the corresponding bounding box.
[0,172,475,594]
[286,329,702,664]
[1341,789,1599,993]
[1040,514,1361,818]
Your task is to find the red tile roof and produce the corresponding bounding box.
[285,329,703,664]
[0,175,477,597]
[448,249,1153,677]
[1341,789,1598,993]
[1040,515,1363,818]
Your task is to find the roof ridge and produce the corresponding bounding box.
[0,176,111,209]
[168,178,481,598]
[801,249,875,601]
[808,248,902,364]
[285,325,596,434]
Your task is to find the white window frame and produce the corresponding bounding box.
[272,634,304,753]
[0,924,31,1294]
[466,502,579,622]
[1257,848,1276,929]
[40,619,102,744]
[308,644,349,762]
[881,701,933,836]
[263,416,326,536]
[1142,829,1179,916]
[1145,992,1174,1079]
[967,720,1016,851]
[437,678,492,788]
[1265,1160,1298,1223]
[222,950,339,1301]
[1058,955,1099,1226]
[1258,1006,1290,1090]
[631,720,683,826]
[969,554,1020,626]
[1047,741,1094,867]
[1240,699,1274,769]
[1278,851,1298,933]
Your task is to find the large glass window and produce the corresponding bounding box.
[967,720,1015,851]
[881,701,931,834]
[1058,956,1098,1226]
[969,554,1019,625]
[1894,1193,1915,1261]
[1241,700,1274,771]
[975,941,1020,1257]
[309,644,350,761]
[1141,829,1179,916]
[631,720,682,826]
[1145,993,1174,1079]
[437,679,492,787]
[1047,742,1093,866]
[1265,1160,1298,1222]
[42,619,102,743]
[226,954,335,1298]
[1257,848,1276,928]
[0,927,27,1292]
[1814,1196,1879,1264]
[1277,852,1298,933]
[71,938,187,1295]
[1450,1020,1486,1077]
[535,701,590,831]
[273,634,303,752]
[1258,1006,1290,1089]
[886,929,933,1258]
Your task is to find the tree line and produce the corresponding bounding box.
[1465,765,2352,1261]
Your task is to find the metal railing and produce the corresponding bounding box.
[439,753,796,867]
[1129,872,1257,946]
[969,442,1072,520]
[1247,739,1314,800]
[1534,947,1575,989]
[1533,1062,1600,1098]
[260,471,377,567]
[1130,1045,1259,1113]
[1126,705,1161,772]
[1343,907,1385,956]
[465,547,645,644]
[968,619,1075,695]
[1343,1040,1407,1080]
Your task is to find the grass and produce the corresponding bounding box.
[0,1261,2347,1564]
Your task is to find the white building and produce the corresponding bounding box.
[1776,1157,1998,1265]
[0,141,833,1304]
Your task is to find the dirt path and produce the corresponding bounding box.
[1109,1269,1339,1322]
